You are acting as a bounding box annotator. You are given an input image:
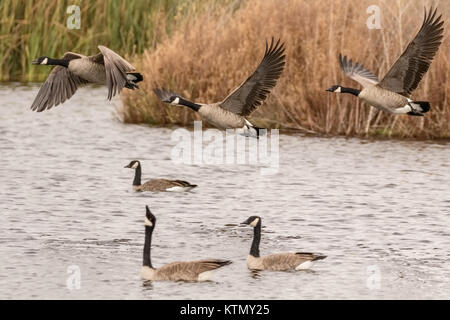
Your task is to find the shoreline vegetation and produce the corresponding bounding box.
[2,0,449,139]
[0,0,210,81]
[121,0,449,139]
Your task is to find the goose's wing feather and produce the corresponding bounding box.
[295,252,326,261]
[65,52,87,59]
[97,45,136,100]
[219,37,286,116]
[261,252,322,270]
[30,52,88,112]
[379,7,444,97]
[172,180,196,187]
[338,54,379,87]
[157,260,231,280]
[141,179,195,190]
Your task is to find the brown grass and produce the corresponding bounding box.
[121,0,450,139]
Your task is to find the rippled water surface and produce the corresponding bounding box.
[1,84,449,299]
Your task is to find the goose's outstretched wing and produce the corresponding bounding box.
[379,7,444,97]
[96,45,136,100]
[31,53,88,112]
[219,38,286,116]
[338,54,379,87]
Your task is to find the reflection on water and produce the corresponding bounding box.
[0,84,449,299]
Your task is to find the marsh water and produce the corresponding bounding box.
[0,83,449,299]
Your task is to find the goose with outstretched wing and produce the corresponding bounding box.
[31,46,143,112]
[327,7,444,116]
[153,37,286,137]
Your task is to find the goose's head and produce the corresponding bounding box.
[145,205,156,228]
[32,56,50,65]
[124,160,141,169]
[326,85,342,93]
[168,96,181,105]
[153,88,182,105]
[242,216,261,228]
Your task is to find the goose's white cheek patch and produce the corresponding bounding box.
[131,162,139,169]
[171,97,180,105]
[144,217,153,227]
[250,218,260,227]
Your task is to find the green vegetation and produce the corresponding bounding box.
[0,0,211,81]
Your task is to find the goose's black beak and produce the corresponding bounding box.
[325,87,334,92]
[32,59,40,65]
[124,165,131,168]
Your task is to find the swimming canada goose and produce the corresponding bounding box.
[326,7,444,116]
[124,160,197,192]
[31,45,143,112]
[153,37,286,137]
[141,206,232,281]
[241,216,326,271]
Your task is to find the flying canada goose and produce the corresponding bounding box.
[326,7,444,116]
[141,206,232,281]
[153,37,286,137]
[30,45,143,112]
[241,216,326,271]
[124,160,197,192]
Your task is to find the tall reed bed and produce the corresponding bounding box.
[122,0,450,138]
[0,0,207,81]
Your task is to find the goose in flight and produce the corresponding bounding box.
[326,7,444,116]
[31,45,143,112]
[153,37,286,137]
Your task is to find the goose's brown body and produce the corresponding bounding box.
[247,253,325,271]
[141,260,232,281]
[134,179,196,192]
[68,58,107,84]
[359,85,409,113]
[198,104,246,129]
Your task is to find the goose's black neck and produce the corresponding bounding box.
[133,166,142,186]
[341,87,361,97]
[179,98,201,112]
[47,58,69,68]
[250,222,261,257]
[143,226,154,268]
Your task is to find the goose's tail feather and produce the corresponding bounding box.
[407,101,430,116]
[210,260,233,268]
[244,120,267,139]
[125,72,144,90]
[312,255,327,261]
